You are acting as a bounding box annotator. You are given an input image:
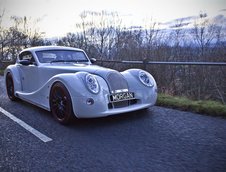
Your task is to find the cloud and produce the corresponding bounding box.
[163,16,196,25]
[169,22,190,29]
[212,14,226,27]
[214,14,226,21]
[160,16,197,29]
[220,9,226,12]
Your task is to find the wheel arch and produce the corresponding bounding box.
[49,80,74,111]
[47,71,109,118]
[47,72,89,118]
[49,81,75,124]
[48,72,85,98]
[4,65,22,93]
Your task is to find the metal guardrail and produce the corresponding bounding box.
[1,60,226,70]
[97,59,226,66]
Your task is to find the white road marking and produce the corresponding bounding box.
[0,107,52,143]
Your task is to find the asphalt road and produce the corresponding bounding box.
[0,75,226,172]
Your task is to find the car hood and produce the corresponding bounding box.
[41,63,128,92]
[42,63,114,76]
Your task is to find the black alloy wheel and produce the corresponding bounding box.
[50,82,74,124]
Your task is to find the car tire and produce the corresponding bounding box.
[50,82,74,124]
[6,73,17,101]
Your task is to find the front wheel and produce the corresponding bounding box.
[6,73,17,101]
[50,82,74,125]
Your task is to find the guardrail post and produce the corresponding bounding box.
[143,58,148,70]
[0,60,2,69]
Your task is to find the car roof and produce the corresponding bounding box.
[20,46,84,53]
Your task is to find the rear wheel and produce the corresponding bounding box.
[6,73,17,101]
[50,82,74,124]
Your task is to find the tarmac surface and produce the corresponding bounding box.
[0,76,226,172]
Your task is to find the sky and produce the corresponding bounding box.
[0,0,226,38]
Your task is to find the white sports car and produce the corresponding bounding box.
[4,46,157,124]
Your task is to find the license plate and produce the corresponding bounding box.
[109,92,135,102]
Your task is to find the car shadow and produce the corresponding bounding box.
[14,99,153,130]
[68,109,152,129]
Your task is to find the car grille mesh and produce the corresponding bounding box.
[106,71,137,109]
[107,71,128,92]
[108,99,137,109]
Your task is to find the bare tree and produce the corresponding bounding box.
[0,15,45,61]
[143,18,160,59]
[0,9,6,62]
[192,12,221,58]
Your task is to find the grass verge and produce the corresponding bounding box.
[157,94,226,117]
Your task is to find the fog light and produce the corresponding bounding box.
[86,98,94,105]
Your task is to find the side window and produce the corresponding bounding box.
[19,52,35,63]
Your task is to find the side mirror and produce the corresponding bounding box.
[19,59,32,66]
[90,58,97,64]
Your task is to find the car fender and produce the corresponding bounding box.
[48,72,110,117]
[121,69,157,104]
[4,65,22,93]
[49,72,108,98]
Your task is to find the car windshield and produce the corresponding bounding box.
[35,50,89,63]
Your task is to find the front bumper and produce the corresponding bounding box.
[71,88,157,118]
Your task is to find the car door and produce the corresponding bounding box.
[18,51,39,93]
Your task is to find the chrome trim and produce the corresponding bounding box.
[111,89,129,94]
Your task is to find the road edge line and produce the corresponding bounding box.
[0,107,52,143]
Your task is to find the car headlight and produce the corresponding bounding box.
[138,70,154,87]
[85,74,100,94]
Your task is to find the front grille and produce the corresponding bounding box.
[107,71,128,92]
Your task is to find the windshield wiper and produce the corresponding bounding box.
[50,60,66,63]
[50,60,88,63]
